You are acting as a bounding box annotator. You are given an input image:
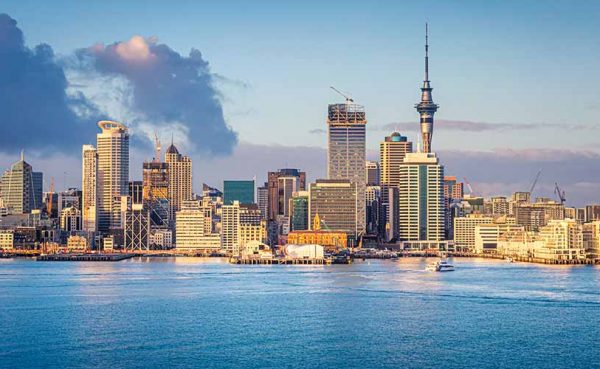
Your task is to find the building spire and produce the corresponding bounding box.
[415,22,438,154]
[425,22,429,82]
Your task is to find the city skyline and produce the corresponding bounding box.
[0,2,599,206]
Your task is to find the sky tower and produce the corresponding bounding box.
[415,23,439,153]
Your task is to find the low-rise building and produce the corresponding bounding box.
[67,235,87,252]
[583,221,600,260]
[0,230,14,250]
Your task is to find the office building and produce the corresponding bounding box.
[96,121,129,232]
[82,144,98,232]
[267,169,306,220]
[327,98,366,234]
[0,152,43,214]
[309,180,359,240]
[239,204,267,248]
[142,160,170,228]
[223,180,254,205]
[366,161,380,186]
[60,206,82,232]
[453,215,494,251]
[290,191,309,231]
[165,142,192,221]
[221,201,241,254]
[379,132,412,187]
[128,181,143,205]
[175,201,220,251]
[398,152,445,246]
[124,203,150,251]
[257,183,268,220]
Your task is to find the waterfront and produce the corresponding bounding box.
[1,257,600,369]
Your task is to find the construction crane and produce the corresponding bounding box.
[462,177,474,196]
[330,86,354,103]
[529,169,542,196]
[554,182,566,205]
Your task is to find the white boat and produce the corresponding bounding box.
[506,257,514,263]
[426,259,455,272]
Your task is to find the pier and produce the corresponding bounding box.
[36,253,136,262]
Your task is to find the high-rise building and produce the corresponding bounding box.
[257,183,268,220]
[175,200,220,251]
[223,180,254,205]
[327,99,366,234]
[309,179,359,239]
[96,121,129,232]
[221,201,241,254]
[165,142,192,221]
[379,132,412,187]
[290,191,309,231]
[443,176,464,239]
[142,161,170,228]
[398,152,445,244]
[0,152,43,214]
[82,144,98,232]
[124,203,150,251]
[365,161,380,186]
[128,181,143,205]
[60,206,82,232]
[415,24,439,154]
[267,169,306,220]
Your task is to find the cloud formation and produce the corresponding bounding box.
[0,14,100,154]
[74,35,238,155]
[377,120,595,133]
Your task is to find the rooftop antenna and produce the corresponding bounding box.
[425,22,429,82]
[330,86,354,103]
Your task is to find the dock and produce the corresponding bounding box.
[36,253,136,262]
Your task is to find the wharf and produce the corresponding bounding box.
[231,257,327,265]
[36,253,136,262]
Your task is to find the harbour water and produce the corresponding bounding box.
[1,257,599,368]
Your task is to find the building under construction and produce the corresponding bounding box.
[142,136,170,229]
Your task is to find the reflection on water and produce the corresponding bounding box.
[1,257,599,369]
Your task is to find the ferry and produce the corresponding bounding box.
[426,259,455,272]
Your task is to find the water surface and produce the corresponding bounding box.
[1,257,599,368]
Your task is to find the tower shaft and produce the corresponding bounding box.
[415,23,438,153]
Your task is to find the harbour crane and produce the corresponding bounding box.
[554,182,566,205]
[330,86,354,103]
[154,132,161,162]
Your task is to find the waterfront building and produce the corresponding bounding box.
[309,180,359,240]
[96,121,129,232]
[239,204,267,248]
[583,221,600,260]
[223,180,254,205]
[398,152,445,247]
[67,235,87,252]
[443,176,464,239]
[175,201,221,251]
[366,161,380,186]
[453,215,494,251]
[288,215,348,251]
[82,145,98,232]
[415,24,439,154]
[0,152,43,214]
[165,142,192,221]
[536,219,585,261]
[59,207,82,232]
[150,230,173,249]
[0,230,14,250]
[327,97,366,234]
[290,191,309,231]
[474,222,523,254]
[221,201,241,254]
[124,203,150,251]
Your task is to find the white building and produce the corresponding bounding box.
[221,201,240,254]
[165,143,192,221]
[454,215,494,251]
[96,121,129,232]
[82,144,97,232]
[175,202,221,251]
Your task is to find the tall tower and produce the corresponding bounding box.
[415,23,439,154]
[327,93,367,235]
[82,144,98,232]
[165,140,192,223]
[96,120,129,232]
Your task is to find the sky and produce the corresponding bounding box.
[0,0,599,206]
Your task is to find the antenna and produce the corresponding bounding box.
[154,132,161,163]
[330,86,354,103]
[425,23,429,82]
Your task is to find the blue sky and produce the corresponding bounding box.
[1,0,599,205]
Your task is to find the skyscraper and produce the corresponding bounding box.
[379,132,413,187]
[82,144,97,232]
[96,120,129,232]
[327,98,366,234]
[165,142,192,222]
[0,152,43,214]
[415,24,439,154]
[267,169,306,221]
[309,179,359,238]
[142,160,170,228]
[398,152,445,245]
